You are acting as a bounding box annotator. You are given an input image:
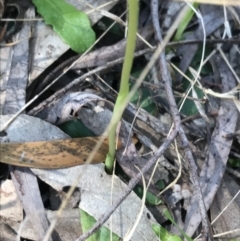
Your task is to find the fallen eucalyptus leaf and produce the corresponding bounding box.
[32,164,159,241]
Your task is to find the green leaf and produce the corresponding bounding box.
[155,179,166,190]
[134,186,163,205]
[32,0,95,53]
[97,17,124,37]
[228,158,240,168]
[163,209,193,241]
[80,209,120,241]
[58,119,96,138]
[190,45,213,75]
[179,85,204,116]
[152,224,183,241]
[175,45,212,116]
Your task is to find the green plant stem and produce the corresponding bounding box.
[105,0,138,174]
[173,2,199,41]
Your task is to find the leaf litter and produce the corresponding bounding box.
[1,1,240,241]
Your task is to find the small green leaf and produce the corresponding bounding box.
[179,86,204,116]
[58,119,96,138]
[156,179,166,190]
[163,209,193,241]
[175,45,213,116]
[152,224,183,241]
[134,186,163,205]
[32,0,96,53]
[228,158,240,168]
[80,209,119,241]
[98,17,124,37]
[190,46,213,75]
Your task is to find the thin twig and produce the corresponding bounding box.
[181,110,218,123]
[151,0,212,240]
[167,37,240,46]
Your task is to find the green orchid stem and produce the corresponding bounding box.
[105,0,138,174]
